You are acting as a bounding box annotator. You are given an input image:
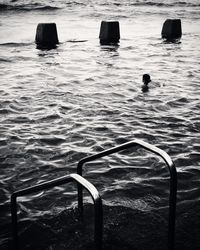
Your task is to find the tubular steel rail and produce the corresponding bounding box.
[11,173,103,250]
[77,139,177,250]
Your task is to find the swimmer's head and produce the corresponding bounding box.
[143,74,151,84]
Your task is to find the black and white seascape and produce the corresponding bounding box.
[0,0,200,249]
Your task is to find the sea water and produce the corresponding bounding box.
[0,0,200,249]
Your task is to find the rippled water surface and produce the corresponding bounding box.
[0,0,200,249]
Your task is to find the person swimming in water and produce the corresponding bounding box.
[142,74,151,92]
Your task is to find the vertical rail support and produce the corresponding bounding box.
[10,174,103,250]
[168,166,177,250]
[77,139,177,250]
[11,195,18,250]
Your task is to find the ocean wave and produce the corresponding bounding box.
[0,57,13,63]
[1,0,199,12]
[131,1,200,7]
[0,42,33,47]
[98,0,200,8]
[0,3,60,12]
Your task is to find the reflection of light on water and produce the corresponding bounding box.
[104,195,161,212]
[114,177,142,186]
[17,191,44,202]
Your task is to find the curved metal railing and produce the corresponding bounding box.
[77,139,177,250]
[11,173,103,250]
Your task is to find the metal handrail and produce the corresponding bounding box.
[77,139,177,250]
[11,173,103,250]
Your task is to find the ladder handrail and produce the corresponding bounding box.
[11,173,103,250]
[77,139,177,250]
